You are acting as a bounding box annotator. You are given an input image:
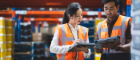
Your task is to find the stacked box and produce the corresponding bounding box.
[20,22,32,42]
[131,0,140,60]
[32,33,42,42]
[0,17,8,60]
[14,52,33,60]
[40,24,56,35]
[5,19,15,60]
[14,42,34,60]
[33,42,45,60]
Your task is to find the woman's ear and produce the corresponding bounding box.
[68,14,73,19]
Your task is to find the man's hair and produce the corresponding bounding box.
[102,0,119,7]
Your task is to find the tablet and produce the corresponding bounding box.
[68,43,95,52]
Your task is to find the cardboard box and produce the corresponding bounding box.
[40,27,49,34]
[33,37,42,42]
[32,33,42,42]
[32,33,42,37]
[40,24,57,35]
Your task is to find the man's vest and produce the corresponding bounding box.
[97,15,132,53]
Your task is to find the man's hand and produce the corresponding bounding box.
[101,40,117,49]
[74,46,88,53]
[94,46,103,53]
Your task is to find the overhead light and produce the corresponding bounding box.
[40,8,45,10]
[49,8,52,11]
[84,8,89,11]
[27,7,31,10]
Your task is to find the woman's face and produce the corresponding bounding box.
[70,8,83,25]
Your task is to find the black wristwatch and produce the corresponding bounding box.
[115,46,120,51]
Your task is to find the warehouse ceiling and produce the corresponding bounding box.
[0,0,126,8]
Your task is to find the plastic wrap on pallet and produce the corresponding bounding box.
[132,15,140,30]
[34,48,45,55]
[131,53,140,60]
[33,54,45,60]
[14,53,33,60]
[33,42,45,49]
[14,42,34,52]
[132,0,140,11]
[131,1,140,59]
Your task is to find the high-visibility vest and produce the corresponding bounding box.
[97,15,132,53]
[55,23,89,60]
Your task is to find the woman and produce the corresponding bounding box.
[50,2,91,60]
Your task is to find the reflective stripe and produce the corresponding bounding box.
[109,49,124,53]
[103,49,108,54]
[98,21,104,40]
[121,17,129,45]
[61,37,74,45]
[112,26,122,30]
[57,54,66,60]
[101,28,108,32]
[60,25,74,45]
[61,25,66,38]
[101,25,122,33]
[82,27,87,38]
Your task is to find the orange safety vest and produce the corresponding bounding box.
[97,15,132,53]
[55,23,89,60]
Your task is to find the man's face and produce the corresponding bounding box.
[104,1,118,18]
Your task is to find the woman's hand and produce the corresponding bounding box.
[70,39,82,48]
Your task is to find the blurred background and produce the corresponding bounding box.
[0,0,137,60]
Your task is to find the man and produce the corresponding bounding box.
[95,0,132,60]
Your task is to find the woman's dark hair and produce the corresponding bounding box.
[62,2,82,24]
[102,0,119,7]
